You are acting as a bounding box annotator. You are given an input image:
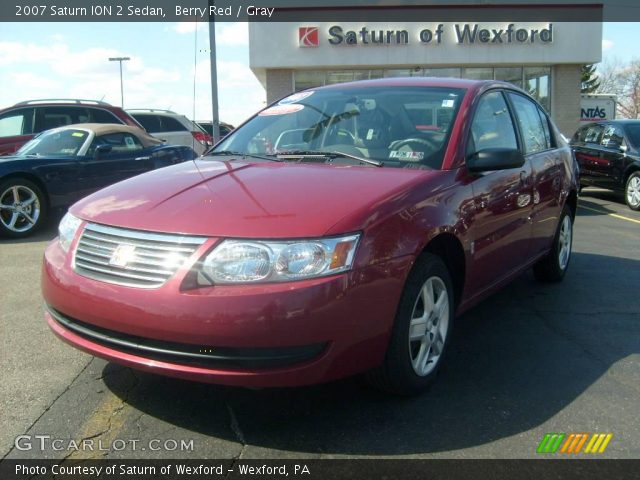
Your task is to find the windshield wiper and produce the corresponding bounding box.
[206,150,283,162]
[275,150,383,167]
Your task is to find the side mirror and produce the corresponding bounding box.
[94,144,112,157]
[466,148,525,173]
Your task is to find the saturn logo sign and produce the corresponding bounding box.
[109,244,137,268]
[299,27,319,47]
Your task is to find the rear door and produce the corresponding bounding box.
[598,123,628,188]
[466,90,535,293]
[506,92,564,256]
[572,123,606,186]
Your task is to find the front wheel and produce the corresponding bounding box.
[366,253,454,395]
[0,178,47,238]
[533,205,573,282]
[625,171,640,211]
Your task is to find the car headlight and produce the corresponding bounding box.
[58,213,82,253]
[200,234,360,284]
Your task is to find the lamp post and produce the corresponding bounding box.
[108,56,130,107]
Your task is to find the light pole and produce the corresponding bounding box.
[108,57,130,108]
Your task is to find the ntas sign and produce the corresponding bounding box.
[299,24,554,47]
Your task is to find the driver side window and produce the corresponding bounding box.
[468,91,518,155]
[87,133,143,156]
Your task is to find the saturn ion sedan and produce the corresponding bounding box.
[42,78,578,395]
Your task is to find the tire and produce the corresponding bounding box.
[533,205,573,283]
[624,171,640,211]
[366,253,454,395]
[0,178,47,238]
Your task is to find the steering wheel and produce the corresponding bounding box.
[336,129,355,139]
[389,137,437,151]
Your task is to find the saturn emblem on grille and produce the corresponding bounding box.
[109,244,137,268]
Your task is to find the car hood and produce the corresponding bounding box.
[71,159,441,238]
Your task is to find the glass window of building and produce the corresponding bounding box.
[423,68,461,78]
[524,67,551,112]
[495,67,523,88]
[294,71,326,91]
[462,68,494,80]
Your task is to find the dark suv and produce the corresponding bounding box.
[570,120,640,210]
[0,99,144,156]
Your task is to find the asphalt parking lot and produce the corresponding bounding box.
[1,188,638,460]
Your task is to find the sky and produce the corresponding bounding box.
[0,22,638,126]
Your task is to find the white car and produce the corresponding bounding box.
[127,109,212,155]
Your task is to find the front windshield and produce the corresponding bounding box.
[215,86,465,169]
[17,129,89,157]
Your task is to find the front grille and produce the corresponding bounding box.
[73,223,206,288]
[47,306,327,370]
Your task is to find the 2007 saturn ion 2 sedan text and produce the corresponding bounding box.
[43,78,578,395]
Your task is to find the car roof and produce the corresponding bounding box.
[316,76,498,91]
[50,123,163,147]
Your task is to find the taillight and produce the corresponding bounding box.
[192,131,213,145]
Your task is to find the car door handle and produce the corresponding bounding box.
[134,156,150,161]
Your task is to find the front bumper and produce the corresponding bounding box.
[42,238,411,387]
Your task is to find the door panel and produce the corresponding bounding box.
[465,90,534,295]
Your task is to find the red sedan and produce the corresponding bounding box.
[42,78,578,395]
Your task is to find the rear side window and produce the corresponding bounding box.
[0,108,35,137]
[507,92,549,154]
[37,106,91,131]
[468,91,518,153]
[537,107,553,148]
[87,132,143,155]
[584,124,604,144]
[89,108,122,124]
[132,114,162,132]
[601,124,625,148]
[160,116,189,132]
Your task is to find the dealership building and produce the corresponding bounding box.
[248,19,602,135]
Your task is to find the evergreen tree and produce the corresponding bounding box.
[581,64,601,93]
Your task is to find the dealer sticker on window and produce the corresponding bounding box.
[389,150,424,161]
[259,104,305,116]
[278,91,314,105]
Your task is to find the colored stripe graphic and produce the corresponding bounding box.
[560,433,589,454]
[585,433,613,454]
[537,433,566,453]
[538,433,612,454]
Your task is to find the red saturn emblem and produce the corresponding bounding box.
[299,27,319,47]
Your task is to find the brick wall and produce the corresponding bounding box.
[266,70,294,104]
[552,65,581,137]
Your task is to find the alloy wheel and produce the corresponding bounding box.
[0,185,41,233]
[558,215,572,270]
[408,276,450,377]
[627,175,640,209]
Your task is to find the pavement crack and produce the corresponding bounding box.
[1,357,94,460]
[224,402,247,477]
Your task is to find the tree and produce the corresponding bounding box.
[581,64,601,93]
[596,58,640,119]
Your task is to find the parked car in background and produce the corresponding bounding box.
[196,120,235,141]
[128,109,213,155]
[570,119,640,210]
[43,78,578,395]
[0,99,144,156]
[0,123,197,238]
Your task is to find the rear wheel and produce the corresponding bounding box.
[0,178,47,238]
[625,171,640,211]
[366,253,454,395]
[533,205,573,282]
